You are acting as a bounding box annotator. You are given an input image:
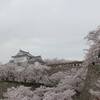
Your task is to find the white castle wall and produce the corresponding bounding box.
[14,56,28,63]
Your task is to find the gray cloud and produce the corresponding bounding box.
[0,0,100,63]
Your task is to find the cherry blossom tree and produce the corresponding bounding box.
[2,64,87,100]
[85,27,100,66]
[82,26,100,100]
[0,62,50,85]
[45,58,71,65]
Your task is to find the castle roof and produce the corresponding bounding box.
[12,50,35,58]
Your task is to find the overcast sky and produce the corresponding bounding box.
[0,0,100,63]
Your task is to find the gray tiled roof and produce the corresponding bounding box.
[12,50,34,58]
